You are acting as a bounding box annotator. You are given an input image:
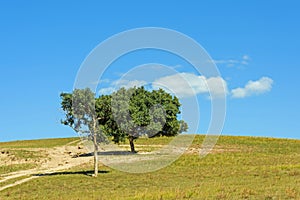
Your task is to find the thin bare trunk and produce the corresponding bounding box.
[93,118,98,177]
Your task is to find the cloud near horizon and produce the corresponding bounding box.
[152,73,228,98]
[231,77,273,98]
[98,73,228,98]
[97,73,273,99]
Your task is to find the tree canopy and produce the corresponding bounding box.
[61,87,188,155]
[60,88,104,177]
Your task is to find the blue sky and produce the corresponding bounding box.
[0,1,299,141]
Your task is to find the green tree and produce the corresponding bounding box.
[61,87,188,158]
[108,87,188,152]
[60,88,106,177]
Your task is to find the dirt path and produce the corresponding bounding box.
[0,141,239,192]
[0,140,93,192]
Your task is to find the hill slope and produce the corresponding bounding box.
[0,135,299,199]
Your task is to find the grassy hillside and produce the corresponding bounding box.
[0,137,79,148]
[0,135,299,199]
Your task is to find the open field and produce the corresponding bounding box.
[0,135,299,199]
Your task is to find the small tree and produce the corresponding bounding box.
[60,88,105,177]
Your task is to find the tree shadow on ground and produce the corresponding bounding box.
[78,151,136,157]
[33,170,109,177]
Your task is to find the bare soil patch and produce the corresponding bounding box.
[0,140,92,191]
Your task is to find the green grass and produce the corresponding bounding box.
[0,164,37,175]
[0,135,299,199]
[0,137,79,148]
[0,175,32,187]
[133,136,175,145]
[6,149,43,160]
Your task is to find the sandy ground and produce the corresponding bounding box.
[0,140,93,192]
[0,141,240,192]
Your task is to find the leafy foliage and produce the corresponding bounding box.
[60,88,105,177]
[60,87,188,153]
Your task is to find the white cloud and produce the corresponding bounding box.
[242,55,250,60]
[97,71,273,100]
[206,76,229,97]
[213,54,250,68]
[152,73,228,98]
[213,59,240,64]
[113,79,147,88]
[90,79,111,85]
[98,79,147,95]
[231,77,273,98]
[98,87,115,95]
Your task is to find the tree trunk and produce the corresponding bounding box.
[129,136,136,153]
[93,119,98,177]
